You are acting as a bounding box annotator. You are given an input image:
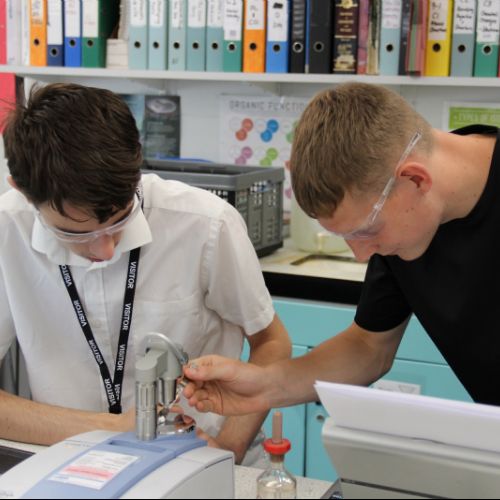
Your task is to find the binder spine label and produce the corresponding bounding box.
[453,0,476,34]
[333,0,360,73]
[188,0,206,28]
[245,0,265,30]
[207,0,223,28]
[131,0,147,27]
[224,0,243,40]
[268,1,288,42]
[31,0,45,25]
[291,0,306,41]
[428,0,450,41]
[64,0,80,37]
[382,0,402,29]
[150,0,166,28]
[477,0,500,43]
[48,0,63,45]
[82,0,98,38]
[171,0,185,29]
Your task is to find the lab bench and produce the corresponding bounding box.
[257,240,472,482]
[0,439,333,499]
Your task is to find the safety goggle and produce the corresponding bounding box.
[37,198,141,244]
[332,131,422,240]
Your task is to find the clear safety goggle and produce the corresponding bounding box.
[333,131,422,240]
[37,198,141,244]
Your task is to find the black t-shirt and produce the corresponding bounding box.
[355,125,500,406]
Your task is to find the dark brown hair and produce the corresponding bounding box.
[2,83,142,222]
[290,82,433,218]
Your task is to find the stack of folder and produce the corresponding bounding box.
[2,1,500,78]
[0,0,121,69]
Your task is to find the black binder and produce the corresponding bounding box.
[398,0,412,75]
[307,0,334,74]
[290,0,307,73]
[333,0,360,74]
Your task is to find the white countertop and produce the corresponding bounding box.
[260,238,367,283]
[0,439,333,499]
[234,465,333,499]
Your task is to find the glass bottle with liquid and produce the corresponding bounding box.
[256,411,297,499]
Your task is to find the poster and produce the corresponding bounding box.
[121,94,181,159]
[444,102,500,130]
[219,95,310,214]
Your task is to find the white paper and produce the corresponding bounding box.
[171,0,185,29]
[382,0,402,30]
[64,0,81,38]
[223,0,243,40]
[267,1,289,42]
[315,380,500,454]
[82,0,99,38]
[49,450,138,490]
[245,0,265,30]
[188,0,206,28]
[47,0,64,45]
[453,0,476,35]
[207,0,223,28]
[428,0,450,41]
[477,0,500,44]
[149,0,166,28]
[130,0,147,27]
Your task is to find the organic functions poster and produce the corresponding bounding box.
[219,95,309,213]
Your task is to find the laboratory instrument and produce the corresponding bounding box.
[0,333,234,499]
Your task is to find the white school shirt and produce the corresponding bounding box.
[0,173,275,437]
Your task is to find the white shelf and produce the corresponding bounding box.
[2,65,500,87]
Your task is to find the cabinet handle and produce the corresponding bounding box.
[316,414,326,423]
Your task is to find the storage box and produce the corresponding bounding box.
[143,160,284,257]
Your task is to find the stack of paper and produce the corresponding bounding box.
[315,380,500,454]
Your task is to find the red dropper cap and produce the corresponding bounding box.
[263,411,292,455]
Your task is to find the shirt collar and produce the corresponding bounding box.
[31,196,153,268]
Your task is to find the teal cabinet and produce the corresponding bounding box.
[305,402,338,482]
[380,359,472,401]
[271,296,472,481]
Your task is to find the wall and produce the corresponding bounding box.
[168,82,500,160]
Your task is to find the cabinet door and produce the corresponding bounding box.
[273,298,356,347]
[377,359,473,402]
[305,402,338,482]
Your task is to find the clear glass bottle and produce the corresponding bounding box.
[256,411,297,499]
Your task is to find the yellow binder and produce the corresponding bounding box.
[424,0,453,76]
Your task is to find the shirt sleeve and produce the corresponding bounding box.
[0,263,16,361]
[355,255,412,332]
[202,203,275,336]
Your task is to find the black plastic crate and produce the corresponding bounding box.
[143,160,284,257]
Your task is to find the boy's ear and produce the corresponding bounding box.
[7,176,18,190]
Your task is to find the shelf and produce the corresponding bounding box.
[2,65,500,87]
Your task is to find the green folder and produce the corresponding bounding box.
[222,0,243,72]
[473,0,500,77]
[82,0,120,68]
[474,43,500,77]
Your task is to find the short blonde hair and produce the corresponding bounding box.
[290,82,433,218]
